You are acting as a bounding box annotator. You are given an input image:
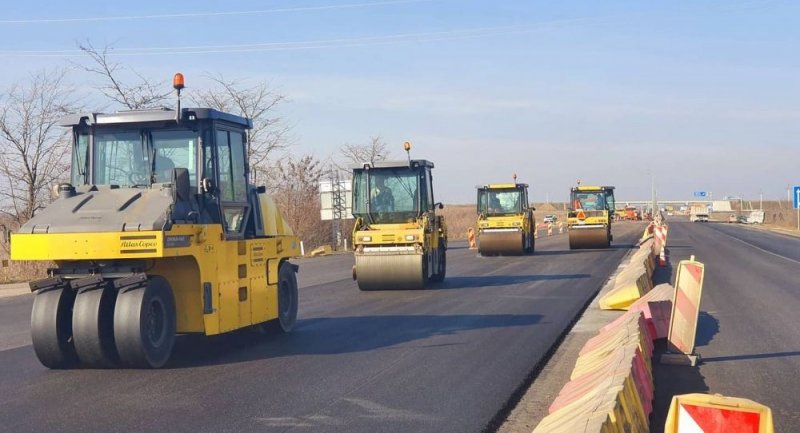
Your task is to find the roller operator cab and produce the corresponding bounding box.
[11,104,301,369]
[350,149,447,290]
[567,185,616,249]
[476,183,535,256]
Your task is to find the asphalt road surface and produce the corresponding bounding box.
[0,223,644,433]
[651,220,800,432]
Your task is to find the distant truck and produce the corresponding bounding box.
[623,206,640,221]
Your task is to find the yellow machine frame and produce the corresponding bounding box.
[567,185,615,249]
[476,183,535,255]
[12,196,299,336]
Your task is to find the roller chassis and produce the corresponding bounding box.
[12,106,302,369]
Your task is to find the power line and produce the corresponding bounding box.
[0,19,597,58]
[0,0,436,24]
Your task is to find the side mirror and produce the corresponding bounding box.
[435,202,444,210]
[201,177,216,193]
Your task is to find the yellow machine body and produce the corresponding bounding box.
[12,194,299,336]
[567,185,615,249]
[350,158,447,290]
[476,183,535,255]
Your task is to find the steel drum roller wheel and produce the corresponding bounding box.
[31,287,78,369]
[72,285,119,368]
[568,227,611,249]
[478,231,525,256]
[114,276,176,368]
[277,262,298,333]
[355,254,426,290]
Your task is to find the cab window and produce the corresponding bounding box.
[71,131,89,185]
[151,130,197,186]
[216,129,249,234]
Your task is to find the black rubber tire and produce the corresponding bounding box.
[114,276,176,368]
[277,262,299,332]
[431,245,446,282]
[31,287,77,369]
[529,233,536,254]
[72,285,119,368]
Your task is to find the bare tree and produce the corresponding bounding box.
[191,74,291,184]
[266,155,328,249]
[336,135,391,174]
[0,69,78,224]
[77,41,171,110]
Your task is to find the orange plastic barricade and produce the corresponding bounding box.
[664,393,774,433]
[662,256,705,366]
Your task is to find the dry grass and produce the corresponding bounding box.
[0,256,50,284]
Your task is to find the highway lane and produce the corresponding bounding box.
[652,221,800,432]
[0,222,644,433]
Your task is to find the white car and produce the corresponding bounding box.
[690,213,709,222]
[543,215,557,224]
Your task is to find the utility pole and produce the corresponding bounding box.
[651,173,656,215]
[330,168,345,251]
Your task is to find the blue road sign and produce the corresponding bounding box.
[794,186,800,209]
[693,191,707,198]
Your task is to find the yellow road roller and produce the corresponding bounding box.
[476,183,535,255]
[567,185,616,249]
[350,143,447,290]
[10,75,300,369]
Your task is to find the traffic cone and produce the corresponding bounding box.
[659,245,667,267]
[467,227,477,250]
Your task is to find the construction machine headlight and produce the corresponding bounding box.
[360,236,372,242]
[512,221,522,226]
[479,222,489,228]
[405,234,418,241]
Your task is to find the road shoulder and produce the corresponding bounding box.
[0,282,30,299]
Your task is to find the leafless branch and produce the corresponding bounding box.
[190,74,292,184]
[0,68,78,224]
[76,40,171,110]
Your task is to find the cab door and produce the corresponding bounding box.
[213,128,254,331]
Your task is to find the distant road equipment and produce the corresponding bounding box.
[568,185,616,249]
[476,182,536,255]
[11,74,300,369]
[350,143,447,290]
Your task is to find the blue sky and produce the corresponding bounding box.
[1,0,798,203]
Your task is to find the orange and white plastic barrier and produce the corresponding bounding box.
[558,222,564,234]
[664,393,774,433]
[662,256,705,366]
[533,312,654,433]
[599,238,656,310]
[547,223,553,236]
